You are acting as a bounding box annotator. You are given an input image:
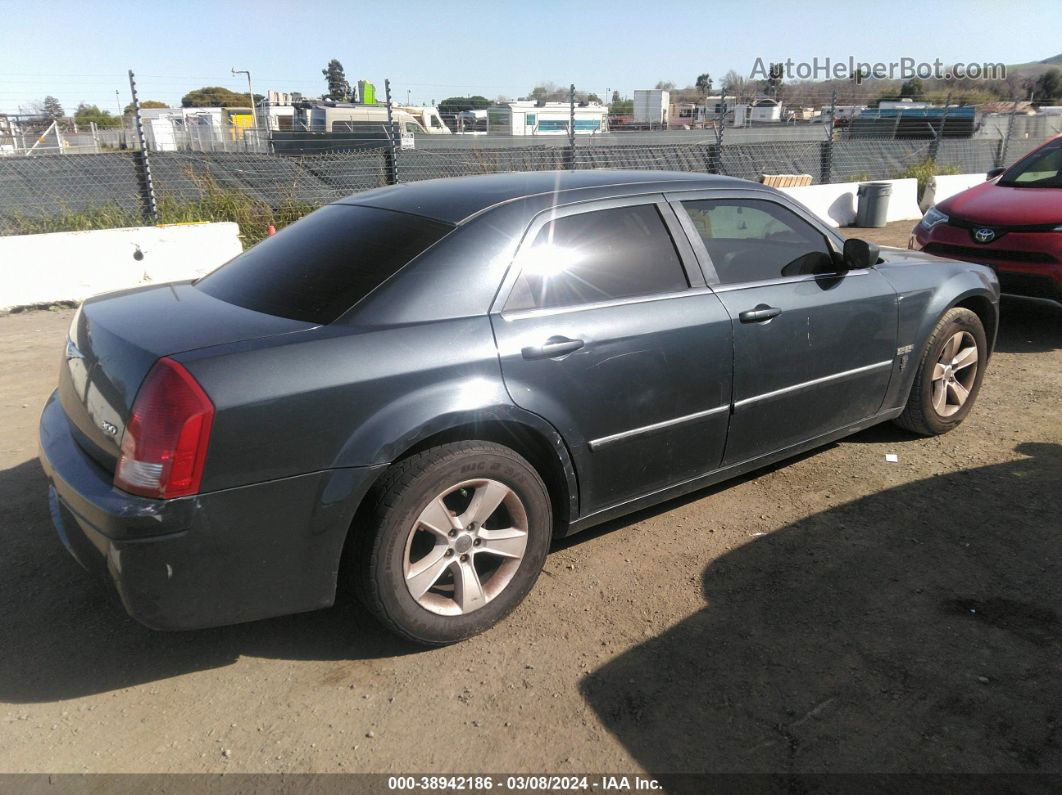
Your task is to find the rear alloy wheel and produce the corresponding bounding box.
[355,441,552,645]
[403,479,530,616]
[895,307,987,436]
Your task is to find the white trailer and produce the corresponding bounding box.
[634,90,669,126]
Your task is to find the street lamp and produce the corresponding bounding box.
[231,67,259,139]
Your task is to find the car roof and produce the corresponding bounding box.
[337,170,757,224]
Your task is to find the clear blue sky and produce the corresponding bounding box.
[1,0,1059,114]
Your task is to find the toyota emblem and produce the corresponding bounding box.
[973,227,996,244]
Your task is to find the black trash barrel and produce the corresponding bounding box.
[855,181,892,227]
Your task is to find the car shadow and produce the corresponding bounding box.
[0,458,419,704]
[579,442,1062,775]
[994,296,1062,354]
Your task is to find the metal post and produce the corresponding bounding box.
[928,92,951,162]
[997,97,1019,168]
[128,70,159,224]
[568,84,577,170]
[384,79,400,185]
[820,88,836,184]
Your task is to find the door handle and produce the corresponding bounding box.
[739,305,782,323]
[521,336,585,360]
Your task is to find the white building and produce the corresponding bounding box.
[259,91,297,131]
[485,101,608,136]
[634,89,669,125]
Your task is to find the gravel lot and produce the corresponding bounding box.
[1,222,1060,775]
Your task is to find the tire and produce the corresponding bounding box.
[354,441,552,646]
[894,307,987,436]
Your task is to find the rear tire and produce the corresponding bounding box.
[354,441,552,646]
[894,307,987,436]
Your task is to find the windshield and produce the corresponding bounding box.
[999,143,1062,188]
[195,205,453,323]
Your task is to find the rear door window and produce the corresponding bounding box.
[505,203,688,311]
[195,204,452,323]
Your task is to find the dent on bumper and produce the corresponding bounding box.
[38,392,383,630]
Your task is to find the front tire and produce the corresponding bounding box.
[355,441,552,645]
[894,307,987,436]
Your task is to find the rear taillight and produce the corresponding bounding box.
[115,357,214,499]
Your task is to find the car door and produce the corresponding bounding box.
[490,196,733,515]
[670,191,898,467]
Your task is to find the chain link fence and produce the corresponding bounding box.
[1,105,1055,241]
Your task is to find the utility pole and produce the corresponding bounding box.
[115,89,123,118]
[231,67,259,148]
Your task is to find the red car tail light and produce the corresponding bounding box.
[115,357,214,499]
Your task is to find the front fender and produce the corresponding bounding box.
[877,257,999,410]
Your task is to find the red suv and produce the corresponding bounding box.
[911,135,1062,303]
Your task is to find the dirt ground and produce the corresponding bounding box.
[1,222,1060,776]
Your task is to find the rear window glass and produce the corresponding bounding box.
[195,204,452,323]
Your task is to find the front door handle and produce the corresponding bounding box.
[739,305,782,323]
[521,336,585,360]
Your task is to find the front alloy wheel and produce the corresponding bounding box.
[930,331,979,417]
[895,306,988,436]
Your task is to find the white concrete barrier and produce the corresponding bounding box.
[779,177,922,228]
[920,173,988,212]
[0,222,242,311]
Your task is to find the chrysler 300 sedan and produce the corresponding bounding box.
[39,170,999,644]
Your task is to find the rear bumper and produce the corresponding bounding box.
[38,392,382,630]
[912,226,1062,302]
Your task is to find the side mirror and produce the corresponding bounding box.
[843,238,880,270]
[986,167,1005,180]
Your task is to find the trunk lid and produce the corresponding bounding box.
[59,282,315,471]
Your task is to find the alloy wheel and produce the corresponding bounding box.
[931,331,978,417]
[402,479,529,616]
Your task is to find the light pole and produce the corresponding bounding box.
[231,67,259,142]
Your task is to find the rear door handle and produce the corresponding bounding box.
[521,336,585,360]
[739,305,782,323]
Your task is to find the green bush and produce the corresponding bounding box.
[4,171,320,248]
[893,159,960,200]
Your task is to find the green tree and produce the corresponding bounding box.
[763,63,784,97]
[73,103,122,129]
[526,84,600,104]
[1034,68,1062,103]
[900,78,925,99]
[41,96,64,120]
[322,59,351,101]
[695,73,713,96]
[181,86,257,107]
[655,80,676,91]
[438,95,491,116]
[123,100,169,115]
[611,90,621,104]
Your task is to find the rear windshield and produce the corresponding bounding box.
[195,204,453,323]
